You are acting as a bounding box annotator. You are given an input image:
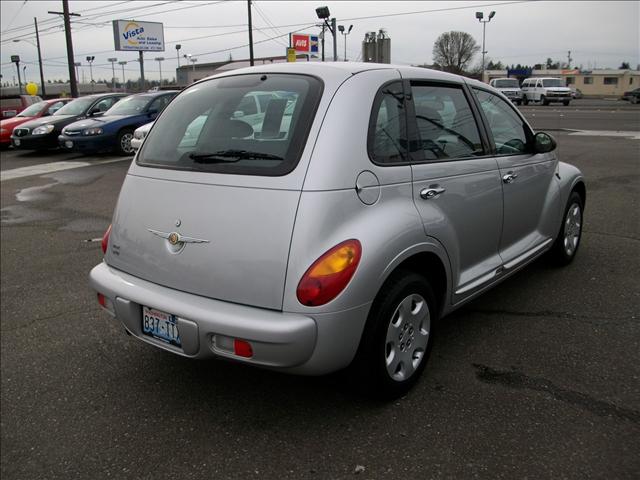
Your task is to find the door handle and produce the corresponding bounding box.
[420,186,446,200]
[502,172,518,184]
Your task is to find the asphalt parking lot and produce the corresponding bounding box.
[1,99,639,479]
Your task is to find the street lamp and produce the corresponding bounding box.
[476,11,496,82]
[316,6,337,62]
[118,61,127,92]
[184,54,197,73]
[155,57,165,86]
[22,65,27,85]
[338,24,353,61]
[13,38,46,96]
[86,55,95,92]
[108,57,117,91]
[175,44,181,67]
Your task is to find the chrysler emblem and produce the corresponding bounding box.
[147,228,210,252]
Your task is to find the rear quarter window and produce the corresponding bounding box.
[137,74,323,176]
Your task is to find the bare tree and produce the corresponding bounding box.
[432,31,480,74]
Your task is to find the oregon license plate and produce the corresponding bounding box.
[13,138,20,146]
[65,140,73,148]
[142,306,181,347]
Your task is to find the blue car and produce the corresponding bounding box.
[58,91,178,155]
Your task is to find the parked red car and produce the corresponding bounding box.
[0,94,43,119]
[0,98,71,147]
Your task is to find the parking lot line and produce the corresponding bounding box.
[0,157,132,182]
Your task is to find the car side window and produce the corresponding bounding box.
[368,81,407,164]
[93,97,117,112]
[149,95,171,113]
[47,101,65,115]
[411,83,484,161]
[473,88,531,155]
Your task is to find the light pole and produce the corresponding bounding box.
[155,57,165,86]
[86,55,95,92]
[315,6,337,62]
[22,66,27,85]
[338,24,353,61]
[476,11,495,82]
[108,57,117,91]
[190,57,198,72]
[13,33,46,97]
[175,44,181,67]
[74,62,81,91]
[118,61,127,92]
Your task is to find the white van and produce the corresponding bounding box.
[521,77,572,106]
[489,78,524,105]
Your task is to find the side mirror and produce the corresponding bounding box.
[147,108,158,117]
[88,107,102,116]
[534,132,557,154]
[233,110,245,118]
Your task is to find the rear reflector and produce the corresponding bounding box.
[101,224,112,255]
[234,339,253,358]
[97,293,115,315]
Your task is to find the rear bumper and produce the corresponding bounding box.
[89,262,370,374]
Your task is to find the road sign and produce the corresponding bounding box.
[290,34,319,54]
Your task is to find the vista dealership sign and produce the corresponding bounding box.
[112,20,165,52]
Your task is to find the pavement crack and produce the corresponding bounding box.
[461,308,627,324]
[1,308,86,333]
[473,364,640,424]
[583,230,639,242]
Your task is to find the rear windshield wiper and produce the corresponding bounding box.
[189,149,283,163]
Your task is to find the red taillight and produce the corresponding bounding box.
[101,224,112,255]
[97,293,106,308]
[234,339,253,358]
[296,239,362,307]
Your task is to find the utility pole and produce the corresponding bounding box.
[48,1,80,97]
[108,58,117,91]
[331,18,337,62]
[176,44,181,67]
[34,18,46,97]
[138,51,145,91]
[247,0,254,66]
[567,50,572,69]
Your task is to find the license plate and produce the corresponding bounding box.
[142,306,181,347]
[13,139,20,146]
[65,140,73,148]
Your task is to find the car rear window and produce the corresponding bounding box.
[137,73,323,176]
[494,79,519,88]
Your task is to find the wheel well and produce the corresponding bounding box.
[392,253,448,314]
[573,181,586,208]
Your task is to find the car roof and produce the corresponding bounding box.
[129,91,179,98]
[200,61,465,84]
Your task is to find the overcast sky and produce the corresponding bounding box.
[1,0,638,83]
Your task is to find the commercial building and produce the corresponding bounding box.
[483,68,639,97]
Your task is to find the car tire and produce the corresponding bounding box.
[116,129,135,156]
[549,191,584,266]
[541,95,549,106]
[632,96,639,105]
[350,270,438,399]
[563,100,571,106]
[523,97,529,106]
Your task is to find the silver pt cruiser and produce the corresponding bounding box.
[90,63,585,397]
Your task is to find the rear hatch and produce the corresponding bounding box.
[105,72,324,310]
